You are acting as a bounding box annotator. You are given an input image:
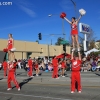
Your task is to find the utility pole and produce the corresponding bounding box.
[70,0,78,19]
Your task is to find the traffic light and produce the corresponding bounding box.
[38,33,42,40]
[63,44,66,52]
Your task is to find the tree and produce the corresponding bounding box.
[55,37,70,46]
[36,40,39,44]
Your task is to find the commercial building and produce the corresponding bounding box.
[0,39,71,60]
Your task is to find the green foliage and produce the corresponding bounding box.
[55,37,70,46]
[89,51,100,57]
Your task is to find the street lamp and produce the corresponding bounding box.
[48,14,66,40]
[70,0,78,19]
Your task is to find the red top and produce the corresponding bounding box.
[71,59,81,71]
[52,58,58,67]
[28,59,33,67]
[71,24,78,35]
[8,39,13,50]
[2,61,8,68]
[8,63,17,72]
[35,64,38,69]
[61,61,66,68]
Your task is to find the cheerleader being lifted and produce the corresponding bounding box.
[60,9,86,52]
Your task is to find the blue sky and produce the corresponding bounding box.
[0,0,100,44]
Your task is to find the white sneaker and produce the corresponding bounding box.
[62,76,65,77]
[78,91,81,93]
[7,88,12,91]
[72,48,75,52]
[18,88,20,91]
[56,77,59,79]
[36,74,38,76]
[30,76,34,78]
[78,48,80,52]
[71,91,74,93]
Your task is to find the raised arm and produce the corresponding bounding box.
[64,17,72,24]
[71,51,74,60]
[76,15,82,23]
[78,51,81,60]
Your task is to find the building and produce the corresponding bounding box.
[0,39,71,60]
[95,40,100,49]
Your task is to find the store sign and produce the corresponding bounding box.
[79,23,91,34]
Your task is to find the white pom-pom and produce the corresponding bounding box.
[11,48,16,51]
[79,9,86,15]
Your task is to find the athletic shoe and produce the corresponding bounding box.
[78,48,80,52]
[18,88,20,91]
[62,76,65,77]
[72,48,75,52]
[7,88,12,91]
[36,74,38,76]
[30,76,34,78]
[56,77,59,79]
[71,91,74,93]
[78,91,81,93]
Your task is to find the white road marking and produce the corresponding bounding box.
[0,92,72,100]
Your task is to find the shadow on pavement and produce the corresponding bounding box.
[0,78,3,80]
[33,73,42,76]
[12,77,33,89]
[7,97,12,100]
[95,73,100,76]
[16,73,22,76]
[19,77,33,89]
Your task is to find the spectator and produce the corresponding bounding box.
[91,59,97,71]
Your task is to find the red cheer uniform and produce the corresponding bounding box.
[8,39,13,50]
[52,58,58,78]
[71,24,78,35]
[35,64,38,69]
[7,63,20,89]
[2,61,8,77]
[61,61,66,69]
[28,59,33,77]
[71,59,82,91]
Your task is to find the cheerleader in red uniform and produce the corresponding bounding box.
[2,59,8,78]
[52,56,59,79]
[7,60,20,91]
[61,59,66,77]
[7,34,15,61]
[65,16,82,51]
[27,57,34,77]
[71,51,82,93]
[35,60,40,76]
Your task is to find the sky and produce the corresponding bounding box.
[0,0,100,45]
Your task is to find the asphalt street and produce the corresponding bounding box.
[0,69,100,100]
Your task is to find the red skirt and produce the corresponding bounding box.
[71,29,78,35]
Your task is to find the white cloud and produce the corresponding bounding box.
[19,5,36,17]
[14,0,36,18]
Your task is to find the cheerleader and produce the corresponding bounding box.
[52,56,59,79]
[35,60,40,76]
[71,51,82,93]
[64,15,82,51]
[2,59,8,78]
[7,34,15,61]
[7,60,20,91]
[61,59,66,77]
[27,57,34,77]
